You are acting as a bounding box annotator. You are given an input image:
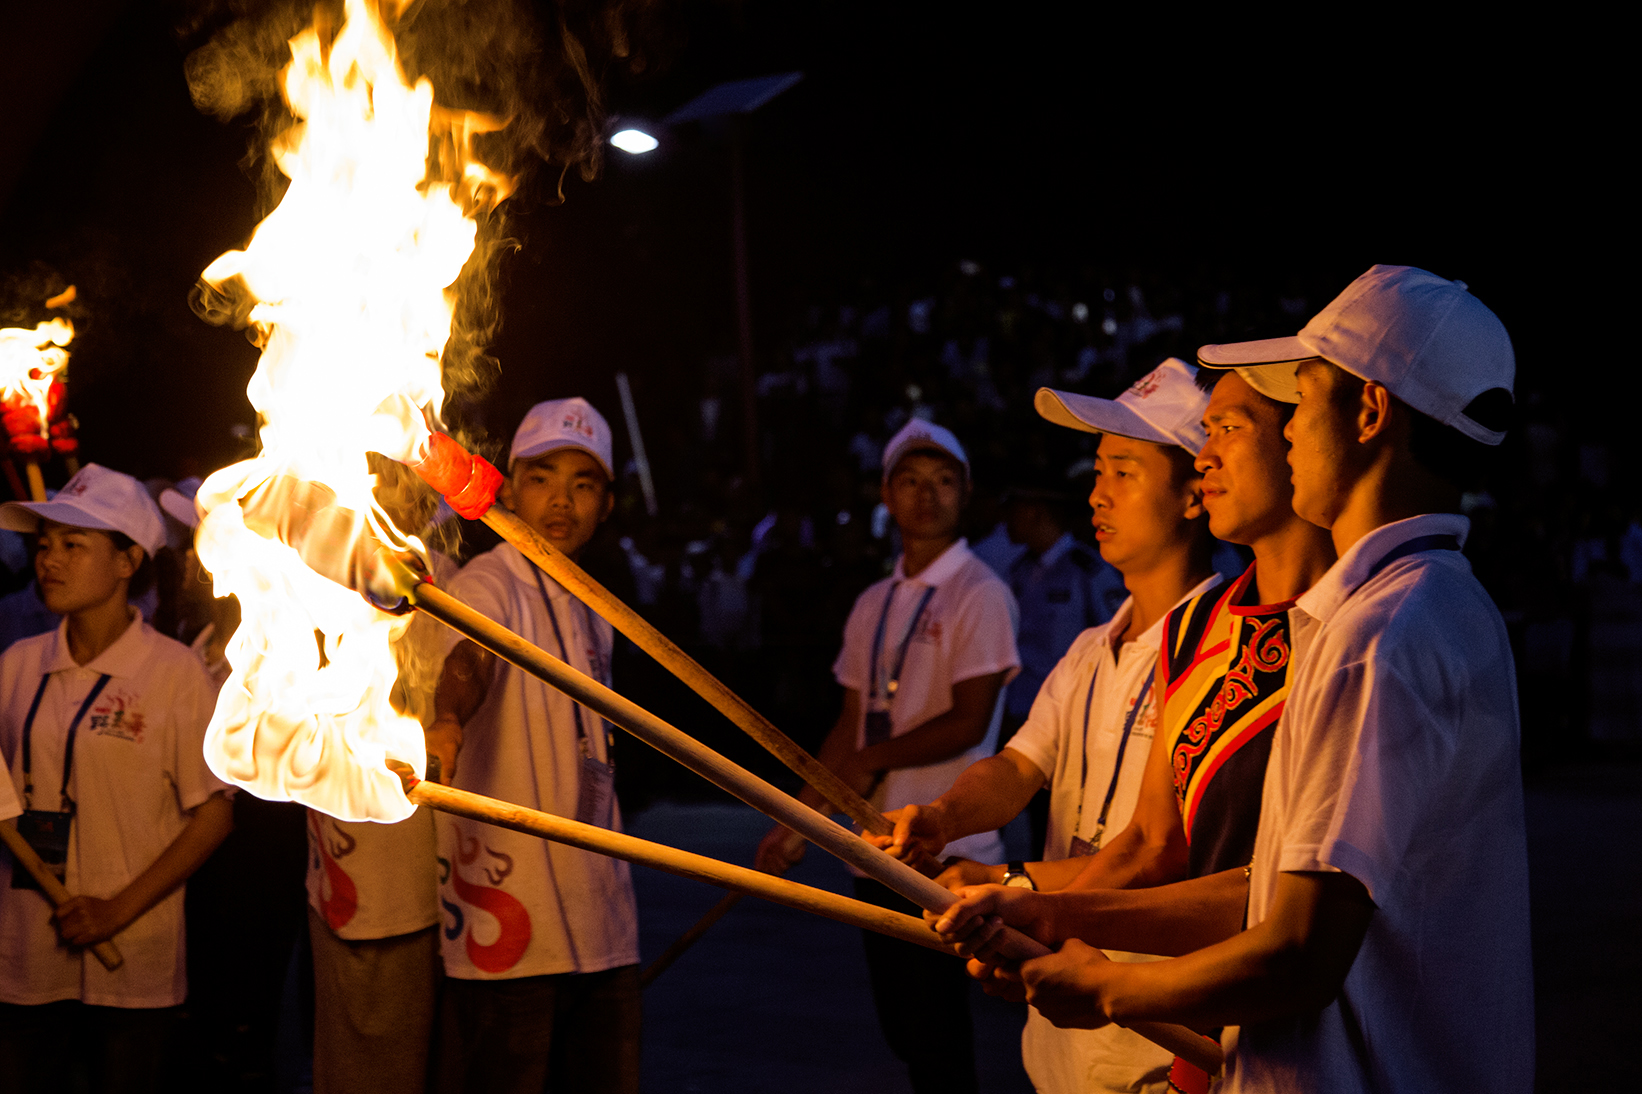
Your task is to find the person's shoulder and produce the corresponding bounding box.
[1061,621,1114,665]
[0,631,53,680]
[952,553,1014,601]
[1338,554,1508,673]
[137,626,217,689]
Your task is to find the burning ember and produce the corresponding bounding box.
[195,0,510,821]
[0,316,74,458]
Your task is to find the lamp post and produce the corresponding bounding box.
[611,72,802,495]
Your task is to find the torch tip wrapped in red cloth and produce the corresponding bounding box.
[411,432,502,520]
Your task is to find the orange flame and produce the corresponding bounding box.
[196,0,509,821]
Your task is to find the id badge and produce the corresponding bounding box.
[576,755,615,828]
[1067,836,1096,859]
[11,809,72,892]
[864,709,894,746]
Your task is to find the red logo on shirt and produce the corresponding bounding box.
[445,831,532,974]
[88,691,145,743]
[309,813,359,930]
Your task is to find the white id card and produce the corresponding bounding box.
[576,755,615,828]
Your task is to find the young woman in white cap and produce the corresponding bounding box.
[0,463,234,1092]
[423,397,641,1094]
[932,266,1532,1094]
[869,359,1225,1094]
[755,418,1020,1094]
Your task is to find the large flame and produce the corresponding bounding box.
[196,0,509,821]
[0,318,73,451]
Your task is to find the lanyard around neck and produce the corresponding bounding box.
[532,570,593,754]
[869,582,937,706]
[22,672,112,813]
[1072,647,1157,850]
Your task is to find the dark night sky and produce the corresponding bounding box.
[0,1,1622,484]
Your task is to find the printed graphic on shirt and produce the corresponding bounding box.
[86,689,145,743]
[1163,567,1293,845]
[440,831,532,974]
[307,811,359,931]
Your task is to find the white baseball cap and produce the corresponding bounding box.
[882,419,969,483]
[0,463,166,556]
[1197,265,1514,445]
[159,476,205,529]
[510,397,615,479]
[1035,357,1210,455]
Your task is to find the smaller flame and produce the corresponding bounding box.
[0,318,73,448]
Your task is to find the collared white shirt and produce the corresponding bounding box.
[0,613,227,1007]
[1224,514,1534,1094]
[436,542,638,979]
[1005,575,1220,1094]
[834,538,1020,867]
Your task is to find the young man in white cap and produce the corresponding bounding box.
[933,266,1532,1094]
[0,463,234,1092]
[425,397,641,1094]
[871,359,1223,1094]
[756,418,1019,1094]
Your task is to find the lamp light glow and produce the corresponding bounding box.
[611,128,659,154]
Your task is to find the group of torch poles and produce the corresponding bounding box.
[0,434,1220,1073]
[377,436,1223,1074]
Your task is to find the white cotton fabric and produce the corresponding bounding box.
[833,539,1019,869]
[0,614,228,1007]
[1222,514,1534,1093]
[1007,579,1219,1094]
[436,542,638,979]
[306,807,439,942]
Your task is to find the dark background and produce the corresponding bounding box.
[1,5,1633,1091]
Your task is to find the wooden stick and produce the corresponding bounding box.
[24,461,46,502]
[1,821,124,970]
[390,763,955,956]
[479,504,889,836]
[641,890,747,988]
[388,563,1222,1073]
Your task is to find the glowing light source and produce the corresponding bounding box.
[610,128,659,155]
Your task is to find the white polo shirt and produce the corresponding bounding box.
[0,613,228,1008]
[1006,578,1219,1094]
[1223,514,1534,1093]
[834,539,1019,868]
[436,542,639,979]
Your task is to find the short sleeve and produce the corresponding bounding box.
[169,654,233,812]
[832,588,878,692]
[947,577,1020,686]
[0,759,18,821]
[1004,629,1098,782]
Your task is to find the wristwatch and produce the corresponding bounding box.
[1002,861,1036,890]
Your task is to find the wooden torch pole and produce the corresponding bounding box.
[385,561,1222,1074]
[1,821,123,970]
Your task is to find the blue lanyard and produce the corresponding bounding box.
[868,583,937,706]
[22,672,112,813]
[1365,533,1460,584]
[533,570,595,755]
[1072,648,1157,849]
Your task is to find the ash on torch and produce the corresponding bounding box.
[371,554,1224,1076]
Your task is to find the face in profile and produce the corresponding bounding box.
[1088,433,1202,576]
[1285,359,1363,529]
[501,448,614,558]
[34,520,140,615]
[883,451,967,543]
[1197,371,1299,546]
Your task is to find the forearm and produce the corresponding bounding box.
[1059,821,1187,892]
[921,753,1044,844]
[108,793,234,930]
[856,709,987,773]
[1042,867,1250,956]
